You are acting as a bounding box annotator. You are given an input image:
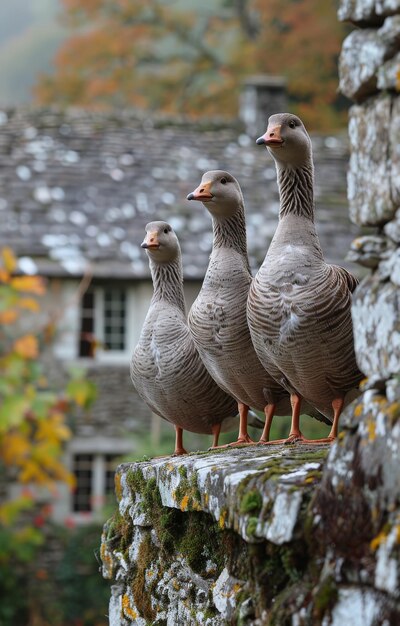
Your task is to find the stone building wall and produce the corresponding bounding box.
[100,1,400,624]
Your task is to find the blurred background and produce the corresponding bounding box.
[0,1,354,625]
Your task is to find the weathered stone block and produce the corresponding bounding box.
[339,16,400,100]
[384,208,400,242]
[376,246,400,282]
[390,96,400,208]
[346,234,394,268]
[352,275,400,382]
[347,95,399,225]
[340,30,384,100]
[377,50,400,89]
[338,0,400,24]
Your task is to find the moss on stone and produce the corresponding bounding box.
[203,606,219,620]
[178,465,188,479]
[313,575,338,618]
[142,476,162,512]
[269,580,312,626]
[106,508,133,556]
[126,467,146,494]
[174,471,202,511]
[262,465,289,482]
[236,473,258,502]
[246,517,259,537]
[240,489,262,514]
[131,533,158,623]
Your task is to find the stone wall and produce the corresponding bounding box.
[100,1,400,624]
[339,0,400,391]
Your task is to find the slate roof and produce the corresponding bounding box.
[0,107,357,280]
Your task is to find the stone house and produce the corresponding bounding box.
[0,78,358,523]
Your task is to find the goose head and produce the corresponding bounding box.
[186,170,243,219]
[256,113,312,169]
[141,221,180,264]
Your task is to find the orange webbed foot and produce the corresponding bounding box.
[173,447,188,456]
[209,435,255,451]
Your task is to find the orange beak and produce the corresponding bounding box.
[256,124,283,147]
[187,181,213,202]
[141,231,160,249]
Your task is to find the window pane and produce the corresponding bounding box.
[72,454,93,512]
[79,289,95,358]
[103,288,126,351]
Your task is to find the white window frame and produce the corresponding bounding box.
[89,286,135,362]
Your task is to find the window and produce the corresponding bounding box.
[103,288,126,350]
[72,453,120,514]
[79,290,95,357]
[78,286,127,358]
[72,454,93,512]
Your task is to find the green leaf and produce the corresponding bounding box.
[31,391,57,419]
[66,379,97,409]
[0,396,30,433]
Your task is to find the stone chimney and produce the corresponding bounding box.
[239,75,288,136]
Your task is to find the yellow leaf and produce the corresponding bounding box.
[13,335,39,359]
[1,432,30,465]
[18,297,40,312]
[19,460,49,485]
[35,413,71,444]
[1,247,17,273]
[11,276,46,295]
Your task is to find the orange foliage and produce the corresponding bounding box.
[11,275,46,295]
[35,0,349,130]
[13,335,39,360]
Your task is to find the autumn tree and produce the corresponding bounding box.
[0,248,96,624]
[247,0,350,129]
[35,0,349,130]
[35,1,248,118]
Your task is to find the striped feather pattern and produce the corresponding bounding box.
[187,171,326,421]
[247,118,363,421]
[131,223,237,434]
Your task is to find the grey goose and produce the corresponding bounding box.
[247,114,363,443]
[187,171,329,445]
[130,221,238,455]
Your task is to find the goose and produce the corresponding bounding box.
[187,171,329,445]
[247,113,363,443]
[130,221,239,455]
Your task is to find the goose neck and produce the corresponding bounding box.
[149,257,186,312]
[212,207,251,272]
[277,163,315,222]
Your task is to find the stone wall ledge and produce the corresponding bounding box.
[101,443,330,625]
[100,427,400,626]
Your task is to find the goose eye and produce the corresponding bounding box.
[288,120,296,129]
[220,177,227,184]
[163,228,169,234]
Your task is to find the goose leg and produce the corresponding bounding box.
[173,426,187,456]
[258,396,304,445]
[235,402,254,444]
[210,423,222,448]
[327,397,344,440]
[285,393,305,443]
[210,402,254,449]
[258,403,275,443]
[299,396,344,444]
